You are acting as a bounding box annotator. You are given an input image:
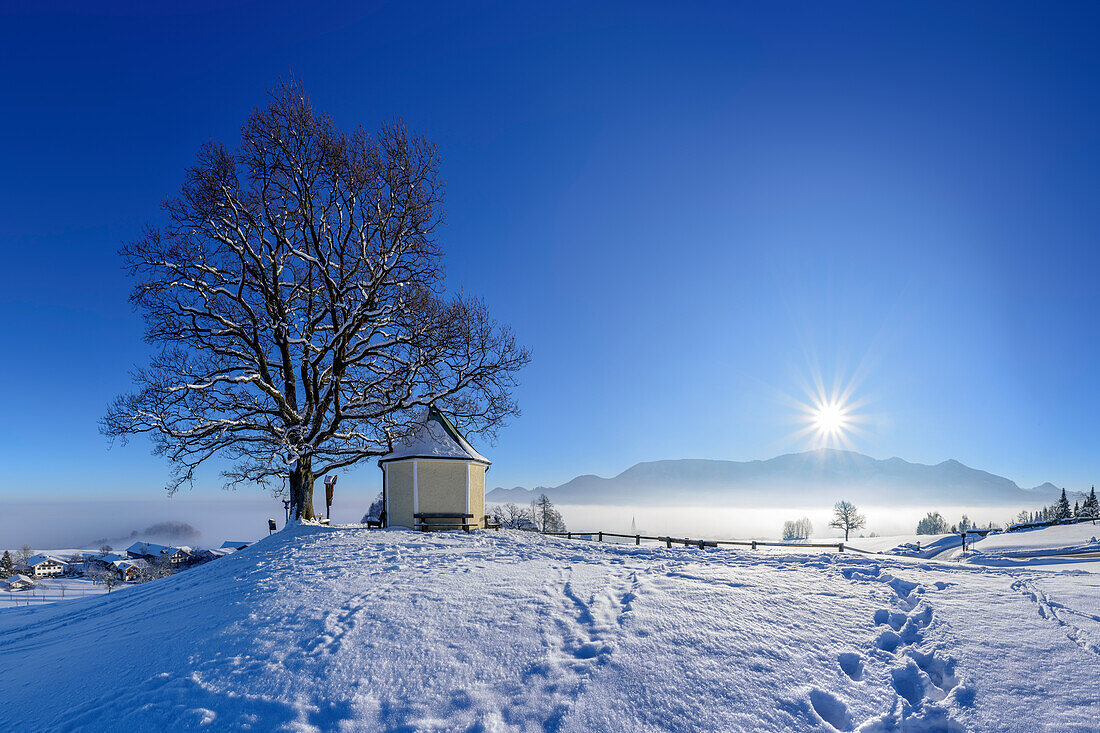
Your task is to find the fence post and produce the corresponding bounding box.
[636,534,640,546]
[698,539,704,550]
[752,541,757,550]
[567,532,572,540]
[838,543,844,553]
[665,537,672,548]
[598,531,603,542]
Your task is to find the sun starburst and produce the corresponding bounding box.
[786,372,867,450]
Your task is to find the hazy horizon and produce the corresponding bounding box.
[1,494,1058,551]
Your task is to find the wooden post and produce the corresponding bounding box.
[636,534,640,546]
[698,539,704,550]
[838,543,844,553]
[665,537,672,548]
[598,531,603,542]
[567,532,572,540]
[751,541,757,550]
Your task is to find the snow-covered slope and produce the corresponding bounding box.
[489,449,1071,507]
[968,523,1100,557]
[1,525,1098,731]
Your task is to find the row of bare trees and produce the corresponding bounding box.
[490,494,566,533]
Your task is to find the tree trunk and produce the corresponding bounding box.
[289,458,316,521]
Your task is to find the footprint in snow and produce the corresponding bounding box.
[808,688,854,731]
[837,652,864,681]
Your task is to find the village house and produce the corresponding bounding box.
[196,548,234,563]
[21,554,66,578]
[87,552,129,572]
[112,559,149,581]
[126,542,194,565]
[2,574,36,591]
[379,407,492,531]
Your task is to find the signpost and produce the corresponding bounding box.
[324,475,338,521]
[282,499,290,524]
[268,518,277,535]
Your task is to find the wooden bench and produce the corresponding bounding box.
[414,512,475,533]
[365,518,383,529]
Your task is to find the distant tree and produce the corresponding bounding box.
[99,545,112,553]
[148,555,175,580]
[100,79,529,521]
[531,494,567,534]
[958,515,972,532]
[1073,501,1080,518]
[361,492,384,523]
[89,568,119,592]
[829,501,865,541]
[916,512,950,535]
[782,517,813,540]
[1057,489,1072,520]
[490,503,537,530]
[16,545,33,566]
[0,551,12,579]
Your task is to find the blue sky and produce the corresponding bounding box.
[2,1,1099,501]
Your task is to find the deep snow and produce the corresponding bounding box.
[1,525,1098,731]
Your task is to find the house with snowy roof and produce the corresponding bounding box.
[379,407,491,531]
[111,558,149,581]
[22,554,66,578]
[126,542,194,564]
[3,574,36,591]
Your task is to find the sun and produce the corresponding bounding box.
[784,374,867,450]
[813,401,848,437]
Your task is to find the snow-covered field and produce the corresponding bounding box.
[1,525,1098,731]
[1,576,119,607]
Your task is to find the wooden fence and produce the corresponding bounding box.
[542,530,876,554]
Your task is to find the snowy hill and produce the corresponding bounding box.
[2,524,1099,731]
[489,449,1073,507]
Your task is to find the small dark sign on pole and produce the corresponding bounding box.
[268,518,277,535]
[324,475,338,520]
[282,500,290,524]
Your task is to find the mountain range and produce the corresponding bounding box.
[487,449,1077,507]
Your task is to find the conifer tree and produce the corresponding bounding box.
[0,550,12,579]
[1085,486,1099,518]
[1073,501,1080,518]
[1057,488,1071,520]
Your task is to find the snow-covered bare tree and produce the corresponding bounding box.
[102,80,530,520]
[916,511,949,535]
[828,500,865,541]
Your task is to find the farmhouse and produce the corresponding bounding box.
[112,559,149,581]
[379,407,491,531]
[22,554,66,578]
